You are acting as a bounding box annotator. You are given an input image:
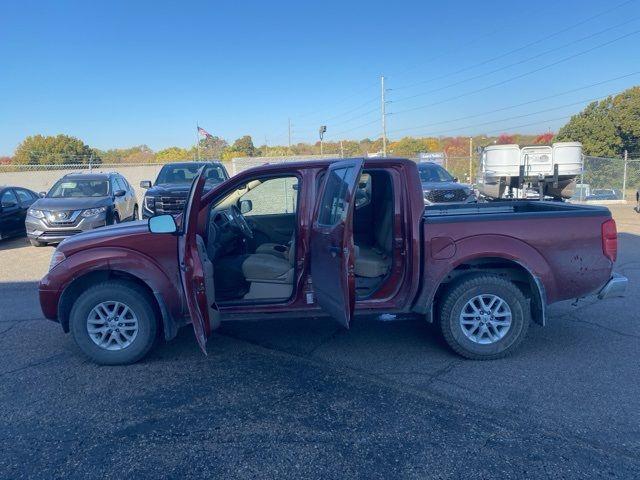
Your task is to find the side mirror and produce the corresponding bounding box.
[140,180,152,189]
[453,177,459,183]
[148,214,177,234]
[39,192,46,198]
[114,189,126,197]
[239,199,253,214]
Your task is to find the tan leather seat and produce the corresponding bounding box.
[354,184,393,278]
[241,239,296,299]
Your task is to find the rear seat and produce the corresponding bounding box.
[354,245,391,277]
[354,186,393,278]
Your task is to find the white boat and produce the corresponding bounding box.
[477,142,583,200]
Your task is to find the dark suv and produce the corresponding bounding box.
[25,172,138,246]
[418,162,476,205]
[140,161,229,218]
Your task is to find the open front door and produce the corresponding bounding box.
[311,159,364,328]
[178,168,219,354]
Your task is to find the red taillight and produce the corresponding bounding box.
[602,218,618,262]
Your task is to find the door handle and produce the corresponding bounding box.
[328,246,341,257]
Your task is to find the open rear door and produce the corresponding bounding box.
[178,168,219,354]
[311,159,364,328]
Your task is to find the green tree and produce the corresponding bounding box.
[14,134,100,165]
[556,86,640,157]
[198,136,228,159]
[231,135,257,157]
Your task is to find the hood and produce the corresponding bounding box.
[146,181,223,197]
[32,196,112,211]
[57,220,150,254]
[421,181,469,191]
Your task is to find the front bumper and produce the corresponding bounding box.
[26,216,107,244]
[597,273,628,300]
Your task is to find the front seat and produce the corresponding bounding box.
[255,231,293,259]
[241,239,295,300]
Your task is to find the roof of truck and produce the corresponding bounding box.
[238,157,416,175]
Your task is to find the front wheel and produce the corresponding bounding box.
[29,239,45,247]
[438,274,530,360]
[69,281,157,365]
[132,205,139,221]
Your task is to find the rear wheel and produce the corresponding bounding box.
[69,281,157,365]
[438,274,530,360]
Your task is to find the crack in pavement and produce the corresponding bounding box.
[568,316,640,339]
[0,352,71,378]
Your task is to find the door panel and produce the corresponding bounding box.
[311,159,364,328]
[178,169,220,354]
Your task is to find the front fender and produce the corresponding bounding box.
[41,247,184,338]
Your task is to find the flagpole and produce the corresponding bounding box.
[196,123,200,160]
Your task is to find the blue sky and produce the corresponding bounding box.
[1,0,639,155]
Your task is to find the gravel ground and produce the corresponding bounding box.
[0,204,639,479]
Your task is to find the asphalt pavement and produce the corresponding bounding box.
[1,205,639,479]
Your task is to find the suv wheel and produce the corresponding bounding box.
[132,205,139,221]
[69,281,157,365]
[439,274,530,360]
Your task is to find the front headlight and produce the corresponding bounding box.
[144,196,156,213]
[28,208,45,219]
[49,249,66,271]
[81,206,107,217]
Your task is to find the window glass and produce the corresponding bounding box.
[239,176,298,216]
[48,179,110,198]
[318,166,356,226]
[203,165,226,184]
[1,190,19,205]
[15,189,34,202]
[113,177,126,192]
[418,164,454,182]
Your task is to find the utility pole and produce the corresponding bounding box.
[340,140,344,158]
[381,76,387,157]
[319,126,326,156]
[623,149,628,201]
[468,137,473,182]
[288,118,292,150]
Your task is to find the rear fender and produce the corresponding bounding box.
[414,234,555,326]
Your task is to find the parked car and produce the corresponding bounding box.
[418,162,476,205]
[0,186,39,240]
[26,172,138,246]
[39,158,626,365]
[585,189,619,201]
[140,161,229,218]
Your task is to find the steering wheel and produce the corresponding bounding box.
[230,205,253,239]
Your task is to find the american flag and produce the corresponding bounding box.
[197,126,213,139]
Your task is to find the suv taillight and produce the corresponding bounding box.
[601,218,618,262]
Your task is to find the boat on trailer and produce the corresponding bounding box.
[476,142,583,200]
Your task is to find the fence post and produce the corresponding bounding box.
[622,150,628,201]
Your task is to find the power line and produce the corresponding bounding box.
[392,18,639,105]
[392,0,636,91]
[391,28,640,117]
[389,92,621,138]
[386,72,640,136]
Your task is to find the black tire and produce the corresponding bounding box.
[29,239,45,247]
[112,212,120,225]
[438,274,530,360]
[69,281,157,365]
[132,205,139,221]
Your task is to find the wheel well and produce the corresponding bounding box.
[58,270,163,334]
[432,257,545,326]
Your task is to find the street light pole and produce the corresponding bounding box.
[319,125,327,156]
[469,137,473,182]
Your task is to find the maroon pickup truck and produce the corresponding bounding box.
[39,158,627,364]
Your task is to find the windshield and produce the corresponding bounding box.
[418,164,454,183]
[155,164,226,185]
[48,179,110,198]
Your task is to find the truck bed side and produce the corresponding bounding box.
[415,202,613,313]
